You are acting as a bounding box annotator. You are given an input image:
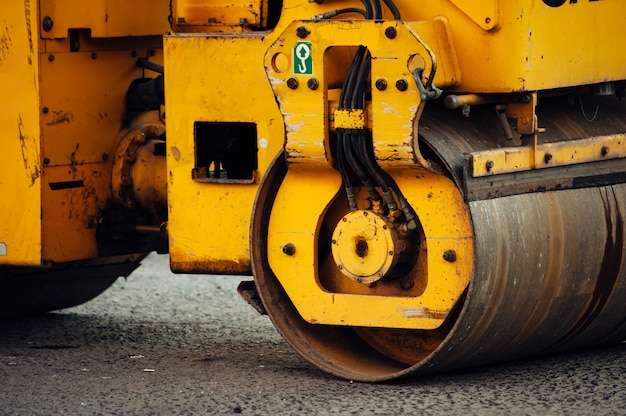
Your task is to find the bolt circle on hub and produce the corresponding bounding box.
[331,210,403,284]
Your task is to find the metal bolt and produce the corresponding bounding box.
[296,26,310,39]
[601,146,610,157]
[307,78,319,90]
[400,276,414,290]
[43,157,50,165]
[282,243,296,256]
[286,77,299,89]
[42,16,54,32]
[91,52,97,60]
[544,153,552,164]
[48,54,55,62]
[101,153,109,161]
[384,26,397,39]
[486,160,494,172]
[42,106,49,114]
[375,78,387,91]
[395,79,408,91]
[443,250,457,262]
[149,49,156,57]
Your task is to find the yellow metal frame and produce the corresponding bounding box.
[40,0,170,39]
[267,166,473,329]
[470,133,626,177]
[0,3,42,265]
[265,19,459,169]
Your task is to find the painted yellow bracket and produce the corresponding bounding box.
[267,166,473,329]
[265,19,460,169]
[470,133,626,177]
[333,109,367,130]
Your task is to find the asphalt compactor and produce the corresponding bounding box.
[1,0,625,381]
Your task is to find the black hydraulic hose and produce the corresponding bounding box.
[360,0,374,19]
[351,52,371,110]
[336,133,358,211]
[372,0,382,19]
[382,0,401,19]
[354,132,398,210]
[341,46,367,109]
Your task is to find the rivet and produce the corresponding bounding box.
[42,106,49,114]
[544,153,552,164]
[384,26,397,39]
[48,54,55,62]
[307,78,319,90]
[395,79,408,91]
[282,243,296,256]
[286,77,299,89]
[42,16,54,32]
[375,78,387,91]
[601,146,610,157]
[486,160,494,172]
[443,250,457,263]
[91,52,97,60]
[43,157,50,165]
[400,277,414,290]
[296,26,310,39]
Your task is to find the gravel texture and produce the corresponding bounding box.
[1,253,625,415]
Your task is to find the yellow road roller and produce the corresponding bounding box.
[1,0,625,381]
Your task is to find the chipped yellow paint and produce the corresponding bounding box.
[470,133,626,177]
[0,1,42,265]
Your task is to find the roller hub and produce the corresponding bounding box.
[331,210,404,284]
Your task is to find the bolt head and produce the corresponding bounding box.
[375,78,387,91]
[384,26,397,39]
[307,78,319,90]
[42,16,54,32]
[296,26,310,39]
[286,77,299,89]
[395,79,408,91]
[443,250,457,262]
[282,243,296,256]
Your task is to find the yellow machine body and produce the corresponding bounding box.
[2,0,626,381]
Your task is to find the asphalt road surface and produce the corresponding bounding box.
[1,253,625,415]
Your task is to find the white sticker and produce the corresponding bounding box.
[259,138,268,149]
[0,243,6,256]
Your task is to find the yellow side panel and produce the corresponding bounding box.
[402,0,626,92]
[40,0,170,39]
[164,34,284,274]
[39,43,163,262]
[0,1,42,265]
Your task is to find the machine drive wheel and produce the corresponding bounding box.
[250,151,471,381]
[251,146,626,382]
[0,254,146,318]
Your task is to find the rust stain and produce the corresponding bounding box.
[46,110,74,126]
[17,116,40,187]
[24,0,33,66]
[0,25,12,65]
[171,258,251,275]
[170,146,181,161]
